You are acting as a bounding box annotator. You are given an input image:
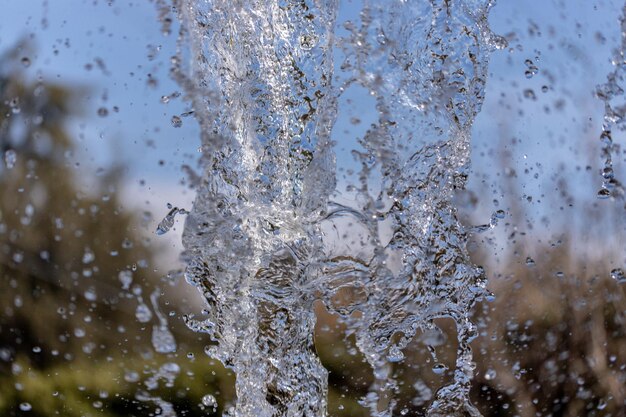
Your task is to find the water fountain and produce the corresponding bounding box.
[169,1,507,415]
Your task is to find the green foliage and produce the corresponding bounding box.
[0,43,163,368]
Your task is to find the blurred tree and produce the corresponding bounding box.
[0,42,161,370]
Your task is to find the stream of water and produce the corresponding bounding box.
[172,1,505,415]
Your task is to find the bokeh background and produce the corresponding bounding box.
[1,0,626,416]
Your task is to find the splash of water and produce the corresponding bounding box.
[596,2,626,201]
[172,0,504,415]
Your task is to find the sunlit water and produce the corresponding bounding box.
[170,0,505,415]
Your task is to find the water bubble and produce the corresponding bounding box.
[171,115,182,128]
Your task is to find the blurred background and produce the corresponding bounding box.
[1,0,626,416]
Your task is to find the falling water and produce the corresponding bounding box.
[171,0,505,415]
[596,3,626,201]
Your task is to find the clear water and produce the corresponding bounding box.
[596,3,626,201]
[173,1,505,415]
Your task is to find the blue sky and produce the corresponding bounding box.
[1,0,624,266]
[1,0,200,262]
[1,0,621,186]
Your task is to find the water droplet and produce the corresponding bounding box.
[119,270,133,290]
[19,402,32,411]
[484,369,497,381]
[299,34,318,50]
[610,268,626,283]
[4,150,17,169]
[152,324,177,353]
[386,345,404,362]
[597,188,611,199]
[21,57,31,67]
[525,257,535,267]
[9,97,20,114]
[156,207,183,235]
[523,89,536,100]
[84,288,97,301]
[82,248,95,264]
[432,363,448,375]
[124,371,140,383]
[136,303,152,322]
[524,59,538,78]
[171,115,182,128]
[97,107,109,117]
[202,394,217,408]
[602,167,615,180]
